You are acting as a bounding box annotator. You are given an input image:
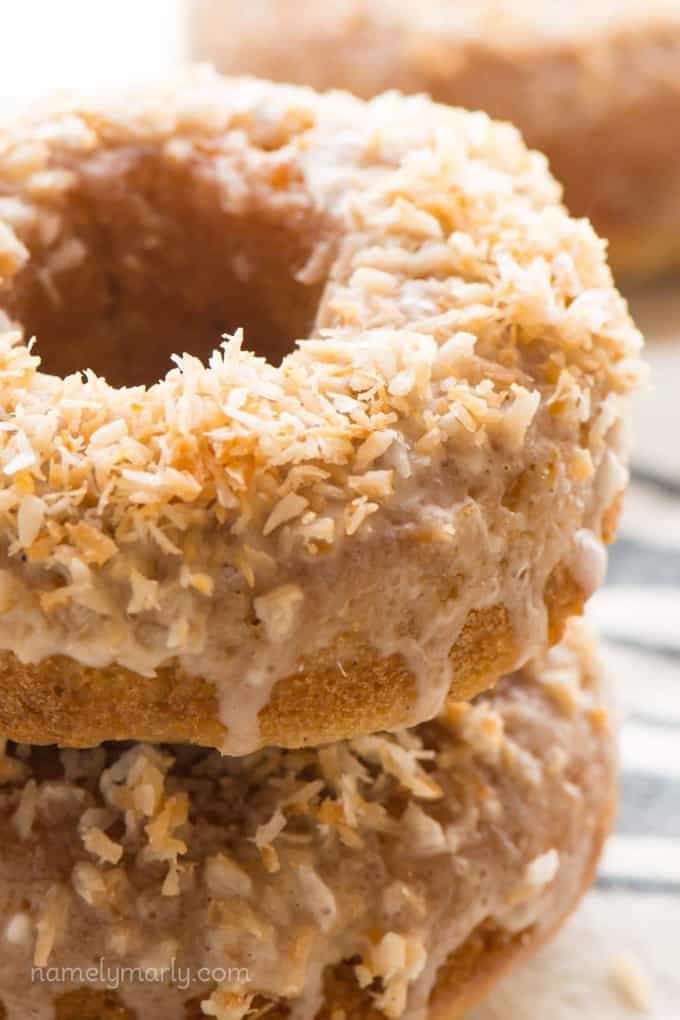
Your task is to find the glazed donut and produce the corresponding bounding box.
[192,0,680,278]
[0,70,640,753]
[0,620,615,1020]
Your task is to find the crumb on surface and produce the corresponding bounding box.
[610,952,652,1014]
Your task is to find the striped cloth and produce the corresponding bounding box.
[473,284,680,1019]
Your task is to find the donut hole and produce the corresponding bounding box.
[2,147,331,386]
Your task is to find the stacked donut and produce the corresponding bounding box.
[0,70,642,1020]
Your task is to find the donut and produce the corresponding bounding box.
[191,0,680,277]
[0,70,641,753]
[0,619,615,1020]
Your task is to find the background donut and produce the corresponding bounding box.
[191,0,680,278]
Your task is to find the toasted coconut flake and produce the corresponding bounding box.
[354,431,396,471]
[348,470,394,500]
[254,806,287,848]
[65,521,117,566]
[356,932,427,1019]
[201,988,254,1020]
[254,583,304,642]
[72,861,108,907]
[610,952,652,1013]
[12,778,37,839]
[127,569,161,615]
[352,736,443,800]
[296,865,337,933]
[263,493,309,536]
[144,793,189,863]
[82,826,124,866]
[34,884,70,967]
[16,494,45,549]
[401,802,447,855]
[345,496,379,536]
[205,853,253,899]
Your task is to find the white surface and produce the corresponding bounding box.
[602,835,680,884]
[618,722,680,778]
[0,0,186,114]
[624,282,680,482]
[601,640,680,723]
[471,892,680,1020]
[589,587,680,651]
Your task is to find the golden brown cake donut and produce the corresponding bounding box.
[0,620,615,1020]
[192,0,680,278]
[0,70,641,753]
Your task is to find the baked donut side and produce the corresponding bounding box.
[0,619,616,1020]
[191,0,680,277]
[0,73,641,752]
[0,564,586,750]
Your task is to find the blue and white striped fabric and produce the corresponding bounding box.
[472,286,680,1019]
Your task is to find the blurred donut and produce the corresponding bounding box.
[192,0,680,277]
